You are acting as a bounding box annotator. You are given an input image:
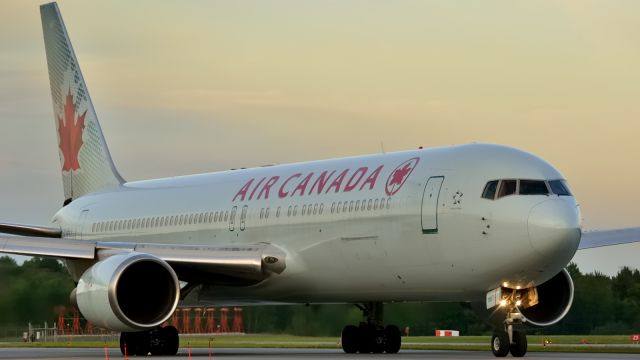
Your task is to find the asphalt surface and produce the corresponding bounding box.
[0,348,639,360]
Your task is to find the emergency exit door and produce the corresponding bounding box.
[421,176,444,233]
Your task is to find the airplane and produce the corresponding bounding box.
[1,2,639,357]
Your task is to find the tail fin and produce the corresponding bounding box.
[40,2,123,203]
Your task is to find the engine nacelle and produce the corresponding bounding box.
[74,252,180,332]
[516,268,574,326]
[471,269,574,328]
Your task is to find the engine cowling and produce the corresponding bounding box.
[471,269,574,327]
[516,268,574,326]
[73,252,180,332]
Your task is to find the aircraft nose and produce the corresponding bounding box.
[528,199,581,260]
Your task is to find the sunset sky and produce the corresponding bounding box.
[0,1,638,274]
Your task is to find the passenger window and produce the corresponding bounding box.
[497,180,517,198]
[260,208,264,219]
[265,208,270,219]
[549,180,572,196]
[355,200,360,211]
[302,205,306,216]
[368,199,372,210]
[343,202,348,213]
[288,206,292,217]
[482,180,499,200]
[349,201,354,212]
[386,198,391,209]
[331,202,335,214]
[519,180,549,195]
[276,207,281,218]
[319,203,324,214]
[293,205,298,216]
[374,199,379,210]
[224,211,229,221]
[362,200,367,211]
[313,204,318,215]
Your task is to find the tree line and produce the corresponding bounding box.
[1,256,638,336]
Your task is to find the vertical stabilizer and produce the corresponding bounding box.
[40,2,123,202]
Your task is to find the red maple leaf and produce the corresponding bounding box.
[57,90,86,171]
[389,164,413,186]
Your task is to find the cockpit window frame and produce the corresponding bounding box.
[496,179,518,199]
[482,178,563,200]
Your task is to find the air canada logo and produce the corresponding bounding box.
[57,89,86,171]
[385,157,420,196]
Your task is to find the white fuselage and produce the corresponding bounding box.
[53,144,581,305]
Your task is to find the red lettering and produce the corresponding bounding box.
[248,177,266,200]
[291,172,314,197]
[233,178,254,202]
[360,165,384,191]
[279,173,302,198]
[344,167,368,192]
[325,169,349,193]
[257,176,280,200]
[308,170,335,195]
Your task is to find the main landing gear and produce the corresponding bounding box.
[491,312,527,357]
[341,302,402,354]
[120,325,179,356]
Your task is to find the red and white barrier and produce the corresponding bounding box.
[435,330,459,337]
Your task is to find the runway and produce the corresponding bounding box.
[0,348,638,360]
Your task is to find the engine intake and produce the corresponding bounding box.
[517,268,574,326]
[470,269,574,328]
[74,252,180,332]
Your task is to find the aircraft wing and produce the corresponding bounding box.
[0,227,285,284]
[579,227,640,250]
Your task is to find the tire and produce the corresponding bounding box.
[509,330,527,357]
[119,332,130,356]
[358,323,375,353]
[491,331,509,357]
[384,325,401,354]
[163,326,180,355]
[341,325,359,354]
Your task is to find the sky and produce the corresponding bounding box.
[0,1,638,275]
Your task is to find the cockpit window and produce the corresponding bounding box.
[519,180,549,195]
[482,180,499,200]
[549,180,572,196]
[497,180,517,198]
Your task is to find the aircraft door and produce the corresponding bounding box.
[229,206,237,231]
[240,205,248,231]
[421,176,444,233]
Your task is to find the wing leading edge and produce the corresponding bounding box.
[579,227,640,250]
[0,233,285,284]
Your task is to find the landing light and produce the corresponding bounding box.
[503,282,508,288]
[499,299,508,307]
[516,300,522,307]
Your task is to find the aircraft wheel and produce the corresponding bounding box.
[358,323,375,353]
[491,331,509,357]
[162,326,180,355]
[509,330,527,357]
[384,325,401,353]
[341,325,359,354]
[119,332,130,356]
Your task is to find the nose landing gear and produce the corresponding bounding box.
[492,312,528,357]
[341,302,402,354]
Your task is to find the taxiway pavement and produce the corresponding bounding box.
[0,348,639,360]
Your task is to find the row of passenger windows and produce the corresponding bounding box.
[92,211,230,233]
[481,179,572,200]
[92,197,393,233]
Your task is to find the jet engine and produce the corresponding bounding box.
[471,269,574,327]
[516,269,574,326]
[72,252,180,332]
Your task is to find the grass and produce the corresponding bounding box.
[1,334,638,353]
